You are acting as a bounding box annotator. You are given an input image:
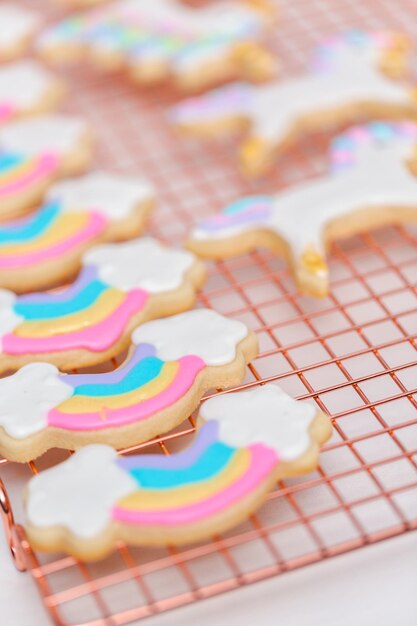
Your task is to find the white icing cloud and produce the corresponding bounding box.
[0,61,53,109]
[0,289,23,347]
[26,445,137,538]
[0,363,73,439]
[200,384,317,460]
[132,308,248,364]
[83,237,195,293]
[0,4,39,48]
[0,114,86,156]
[47,171,154,221]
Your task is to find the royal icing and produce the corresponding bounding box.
[47,171,154,220]
[38,0,270,81]
[0,171,154,273]
[200,384,316,461]
[0,363,72,439]
[0,61,58,123]
[170,31,414,145]
[0,114,87,157]
[0,5,39,54]
[0,310,248,439]
[190,121,417,292]
[24,384,318,539]
[84,238,194,292]
[26,445,137,538]
[0,238,199,360]
[132,308,248,365]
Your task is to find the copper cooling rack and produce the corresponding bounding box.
[1,0,417,624]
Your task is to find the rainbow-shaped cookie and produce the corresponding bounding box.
[23,384,332,559]
[0,171,155,292]
[0,237,206,373]
[0,114,93,221]
[0,309,257,461]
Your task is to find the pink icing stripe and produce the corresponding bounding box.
[47,355,205,431]
[0,153,59,197]
[112,444,278,526]
[0,212,107,268]
[2,289,148,354]
[0,103,14,122]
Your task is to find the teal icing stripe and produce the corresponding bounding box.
[73,355,164,397]
[14,280,108,320]
[224,195,273,215]
[0,153,26,172]
[0,202,60,244]
[128,442,236,489]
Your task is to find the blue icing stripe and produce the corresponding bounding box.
[369,121,396,141]
[224,195,273,216]
[128,442,236,489]
[14,280,108,320]
[346,30,368,46]
[0,201,60,244]
[0,153,25,172]
[73,355,164,397]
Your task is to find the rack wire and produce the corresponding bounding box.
[1,0,417,624]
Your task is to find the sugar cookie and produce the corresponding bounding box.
[0,171,155,293]
[0,114,93,221]
[23,384,331,559]
[188,121,417,297]
[0,237,206,373]
[37,0,277,91]
[0,309,258,462]
[170,31,417,176]
[0,60,65,124]
[0,5,40,61]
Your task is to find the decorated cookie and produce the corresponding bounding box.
[0,60,65,124]
[0,309,258,462]
[23,384,331,558]
[0,237,206,374]
[0,4,40,61]
[37,0,277,91]
[0,114,93,221]
[187,121,417,297]
[0,171,155,293]
[170,31,417,176]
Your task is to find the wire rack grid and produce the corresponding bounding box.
[1,0,417,624]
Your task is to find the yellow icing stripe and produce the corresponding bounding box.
[14,288,124,337]
[0,158,39,184]
[0,213,89,256]
[118,449,250,511]
[57,361,179,413]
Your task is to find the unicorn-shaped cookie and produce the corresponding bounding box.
[0,114,93,221]
[187,121,417,297]
[37,0,277,92]
[171,31,417,176]
[0,309,258,462]
[0,237,206,373]
[0,171,155,292]
[23,384,331,559]
[0,60,65,124]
